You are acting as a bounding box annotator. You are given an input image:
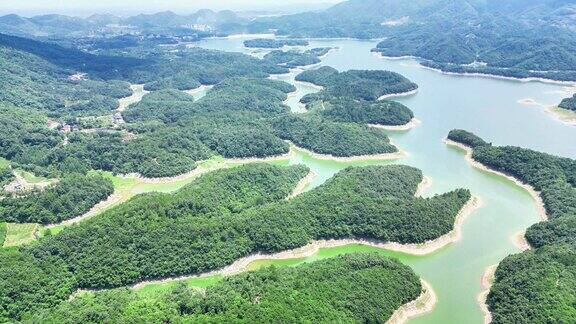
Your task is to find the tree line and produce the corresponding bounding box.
[0,173,114,224]
[447,129,576,323]
[29,253,421,323]
[0,163,469,320]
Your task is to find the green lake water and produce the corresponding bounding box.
[188,37,576,323]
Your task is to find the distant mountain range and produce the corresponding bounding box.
[0,9,248,37]
[2,0,575,79]
[251,0,576,37]
[249,0,576,78]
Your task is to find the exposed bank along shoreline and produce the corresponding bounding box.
[374,52,576,86]
[289,142,408,161]
[128,176,480,292]
[42,151,296,230]
[444,138,551,323]
[287,170,316,199]
[377,88,419,101]
[517,97,576,127]
[386,280,437,324]
[39,135,414,230]
[369,118,421,131]
[478,264,497,324]
[444,139,547,222]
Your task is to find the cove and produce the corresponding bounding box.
[185,36,576,323]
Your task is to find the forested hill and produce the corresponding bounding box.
[29,254,422,323]
[251,0,576,80]
[0,32,412,178]
[0,33,144,76]
[296,66,418,101]
[0,164,469,321]
[447,129,576,323]
[0,45,133,117]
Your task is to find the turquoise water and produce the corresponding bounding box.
[195,37,576,323]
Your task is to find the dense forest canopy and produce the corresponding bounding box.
[0,167,15,189]
[264,48,330,69]
[0,163,309,320]
[0,30,428,324]
[0,163,468,321]
[0,33,287,114]
[447,130,576,323]
[0,249,76,322]
[20,164,468,290]
[0,104,213,178]
[0,42,293,178]
[29,253,421,323]
[0,174,113,224]
[319,97,414,126]
[0,33,144,76]
[129,47,287,91]
[296,66,418,101]
[0,32,419,175]
[271,114,398,157]
[0,44,132,117]
[0,223,5,247]
[489,243,576,323]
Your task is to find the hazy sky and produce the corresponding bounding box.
[0,0,343,17]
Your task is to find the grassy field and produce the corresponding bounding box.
[0,157,10,168]
[3,223,38,247]
[11,155,283,246]
[135,275,224,298]
[16,170,52,184]
[76,115,114,128]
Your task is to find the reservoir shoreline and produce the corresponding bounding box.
[290,143,407,161]
[374,52,576,86]
[444,139,548,221]
[386,280,437,324]
[111,194,481,292]
[445,139,552,323]
[369,117,421,131]
[478,264,497,324]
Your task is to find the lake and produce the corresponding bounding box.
[194,36,576,323]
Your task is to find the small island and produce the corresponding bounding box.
[318,96,414,127]
[263,47,332,68]
[548,93,576,125]
[293,66,419,131]
[296,66,418,101]
[559,94,576,111]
